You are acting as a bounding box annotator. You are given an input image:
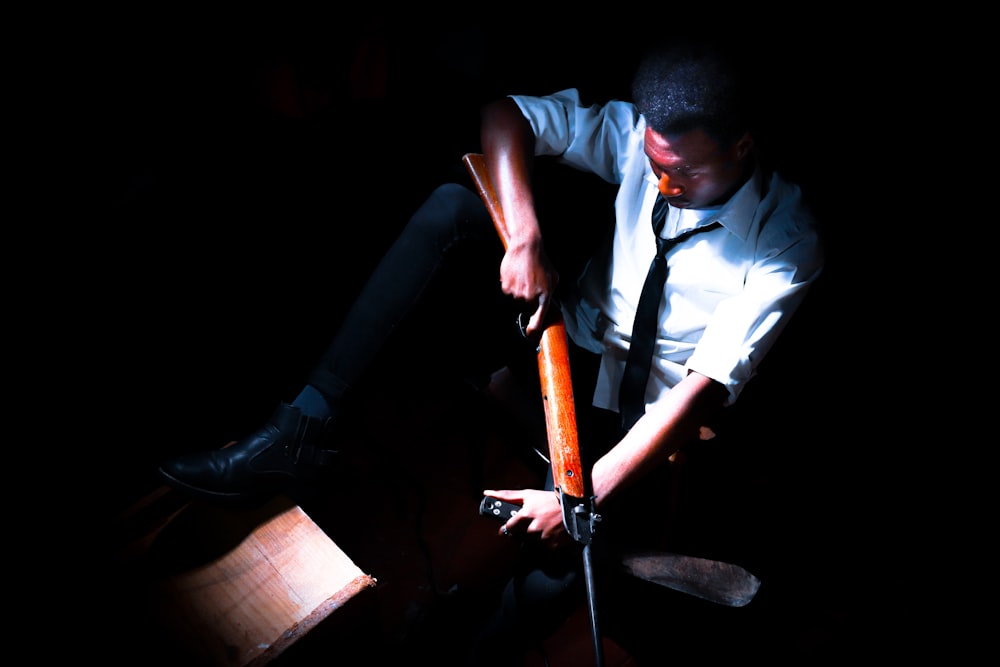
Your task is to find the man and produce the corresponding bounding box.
[159,37,824,663]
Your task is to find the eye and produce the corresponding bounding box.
[649,158,695,180]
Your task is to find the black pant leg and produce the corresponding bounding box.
[307,183,511,412]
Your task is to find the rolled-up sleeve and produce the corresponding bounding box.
[510,89,638,184]
[686,184,825,405]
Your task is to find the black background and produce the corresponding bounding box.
[59,10,916,663]
[88,14,866,494]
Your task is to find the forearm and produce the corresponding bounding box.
[480,98,541,250]
[479,98,557,333]
[591,371,726,507]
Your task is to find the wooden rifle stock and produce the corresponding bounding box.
[461,153,585,501]
[464,152,604,666]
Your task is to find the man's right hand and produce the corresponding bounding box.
[498,240,558,338]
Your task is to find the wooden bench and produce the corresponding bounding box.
[113,486,376,666]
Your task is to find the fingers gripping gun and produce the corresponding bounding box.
[462,153,605,666]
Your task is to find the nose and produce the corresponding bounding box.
[658,173,684,197]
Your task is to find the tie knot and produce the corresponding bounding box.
[656,219,722,258]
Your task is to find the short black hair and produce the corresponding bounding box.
[631,38,751,148]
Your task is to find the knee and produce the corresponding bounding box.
[429,181,475,204]
[412,183,489,232]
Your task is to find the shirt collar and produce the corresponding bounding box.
[644,161,763,241]
[711,162,764,241]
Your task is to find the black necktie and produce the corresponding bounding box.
[619,196,721,431]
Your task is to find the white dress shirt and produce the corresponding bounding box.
[511,88,824,411]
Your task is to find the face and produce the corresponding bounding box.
[644,126,753,209]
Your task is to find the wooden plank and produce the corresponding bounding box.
[116,491,376,666]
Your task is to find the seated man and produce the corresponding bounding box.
[159,36,825,664]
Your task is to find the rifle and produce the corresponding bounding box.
[462,153,760,665]
[462,152,605,664]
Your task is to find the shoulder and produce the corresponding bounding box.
[758,171,825,263]
[761,170,816,227]
[513,89,637,117]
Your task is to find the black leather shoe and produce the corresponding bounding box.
[158,403,337,505]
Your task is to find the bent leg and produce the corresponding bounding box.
[158,183,507,504]
[307,182,501,417]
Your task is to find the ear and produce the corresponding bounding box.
[734,132,754,160]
